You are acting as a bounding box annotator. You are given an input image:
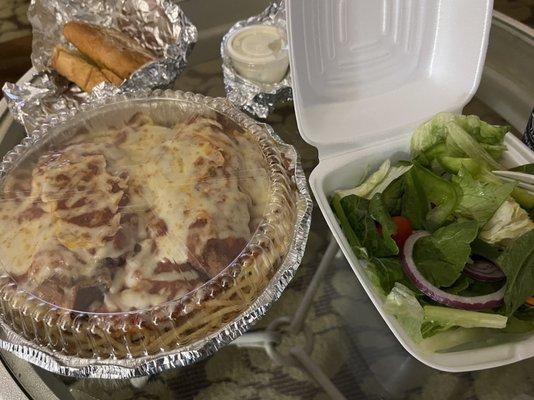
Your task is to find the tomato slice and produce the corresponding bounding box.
[392,216,413,249]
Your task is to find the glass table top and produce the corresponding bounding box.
[0,1,533,399]
[1,56,532,399]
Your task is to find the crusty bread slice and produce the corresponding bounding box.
[101,68,124,86]
[51,46,109,92]
[63,21,154,80]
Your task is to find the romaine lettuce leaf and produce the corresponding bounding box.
[480,198,534,245]
[438,156,483,176]
[410,113,509,163]
[452,167,516,226]
[335,160,412,200]
[482,143,507,160]
[368,163,412,199]
[455,114,508,147]
[335,160,391,199]
[413,220,479,287]
[423,306,507,329]
[410,113,456,157]
[495,230,534,316]
[445,122,502,170]
[437,155,534,212]
[384,283,424,343]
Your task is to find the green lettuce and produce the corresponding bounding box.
[510,163,534,174]
[495,230,534,316]
[335,160,391,200]
[337,194,399,257]
[479,198,534,245]
[452,167,516,226]
[423,306,507,329]
[445,122,502,170]
[366,257,407,295]
[471,238,504,262]
[411,113,509,166]
[412,220,479,287]
[441,159,534,211]
[335,159,412,200]
[369,194,398,255]
[410,113,457,158]
[331,193,367,259]
[455,114,508,146]
[381,176,405,216]
[384,283,424,342]
[401,164,460,231]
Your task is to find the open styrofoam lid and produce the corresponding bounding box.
[287,0,493,156]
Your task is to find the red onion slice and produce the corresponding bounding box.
[401,231,505,310]
[464,260,505,282]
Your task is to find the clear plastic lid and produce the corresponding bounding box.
[0,91,310,365]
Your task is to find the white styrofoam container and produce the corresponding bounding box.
[287,0,534,371]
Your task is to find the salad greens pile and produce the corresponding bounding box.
[331,113,534,349]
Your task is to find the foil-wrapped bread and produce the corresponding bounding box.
[52,21,155,91]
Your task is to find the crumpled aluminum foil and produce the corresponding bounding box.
[2,0,197,134]
[0,88,313,379]
[220,0,292,119]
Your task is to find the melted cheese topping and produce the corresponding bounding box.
[0,113,270,312]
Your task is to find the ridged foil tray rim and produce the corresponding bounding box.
[0,88,312,378]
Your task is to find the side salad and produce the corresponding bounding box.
[331,113,534,349]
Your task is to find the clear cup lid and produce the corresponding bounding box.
[0,99,279,315]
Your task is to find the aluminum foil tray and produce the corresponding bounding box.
[0,89,312,378]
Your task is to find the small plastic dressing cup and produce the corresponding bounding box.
[227,25,289,84]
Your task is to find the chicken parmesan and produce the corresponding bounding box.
[0,95,306,362]
[0,112,271,313]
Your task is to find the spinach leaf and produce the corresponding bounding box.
[401,167,428,230]
[369,193,398,255]
[471,238,504,263]
[510,163,534,175]
[444,275,471,294]
[503,316,534,334]
[339,194,399,257]
[454,278,504,297]
[496,230,534,316]
[453,167,516,226]
[513,305,534,321]
[381,176,405,216]
[503,305,534,334]
[413,220,479,287]
[401,164,460,231]
[331,194,367,259]
[366,257,406,294]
